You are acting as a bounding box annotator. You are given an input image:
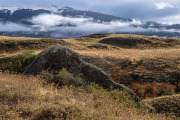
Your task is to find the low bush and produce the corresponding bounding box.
[41,68,85,87]
[10,50,35,73]
[130,82,176,98]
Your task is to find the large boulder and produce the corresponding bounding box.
[24,45,82,75]
[24,44,154,111]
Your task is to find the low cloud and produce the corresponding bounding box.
[29,14,144,33]
[0,22,32,31]
[30,14,92,27]
[154,2,174,10]
[1,13,180,38]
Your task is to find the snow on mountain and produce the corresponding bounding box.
[0,6,82,15]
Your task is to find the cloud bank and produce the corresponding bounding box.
[28,14,144,33]
[30,14,92,27]
[1,13,180,38]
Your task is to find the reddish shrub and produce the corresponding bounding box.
[130,82,176,99]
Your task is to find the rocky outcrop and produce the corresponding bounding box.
[24,45,82,75]
[24,44,154,112]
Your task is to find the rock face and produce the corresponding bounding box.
[24,44,154,111]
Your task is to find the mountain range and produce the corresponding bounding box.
[0,6,180,38]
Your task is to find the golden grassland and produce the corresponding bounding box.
[0,34,179,85]
[0,34,179,84]
[0,72,173,120]
[0,34,180,59]
[0,34,180,119]
[77,48,180,60]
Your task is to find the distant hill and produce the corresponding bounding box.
[0,6,131,23]
[1,6,180,38]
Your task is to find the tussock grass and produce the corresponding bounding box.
[0,72,173,120]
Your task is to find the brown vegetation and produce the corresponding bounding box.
[0,34,180,118]
[0,72,173,120]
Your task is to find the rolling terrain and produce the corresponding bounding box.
[0,34,180,85]
[0,34,180,119]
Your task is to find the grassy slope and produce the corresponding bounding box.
[0,72,171,120]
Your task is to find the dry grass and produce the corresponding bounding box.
[0,34,179,85]
[0,72,173,120]
[78,48,180,60]
[0,36,70,54]
[0,34,180,119]
[0,34,180,59]
[144,94,180,117]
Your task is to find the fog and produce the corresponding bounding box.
[0,22,32,32]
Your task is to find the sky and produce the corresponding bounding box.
[0,0,179,22]
[0,0,180,38]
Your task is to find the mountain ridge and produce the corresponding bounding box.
[1,6,180,38]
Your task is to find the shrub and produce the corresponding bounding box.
[41,68,85,87]
[10,50,35,73]
[130,82,176,98]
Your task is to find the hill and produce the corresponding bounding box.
[0,34,180,118]
[0,34,180,85]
